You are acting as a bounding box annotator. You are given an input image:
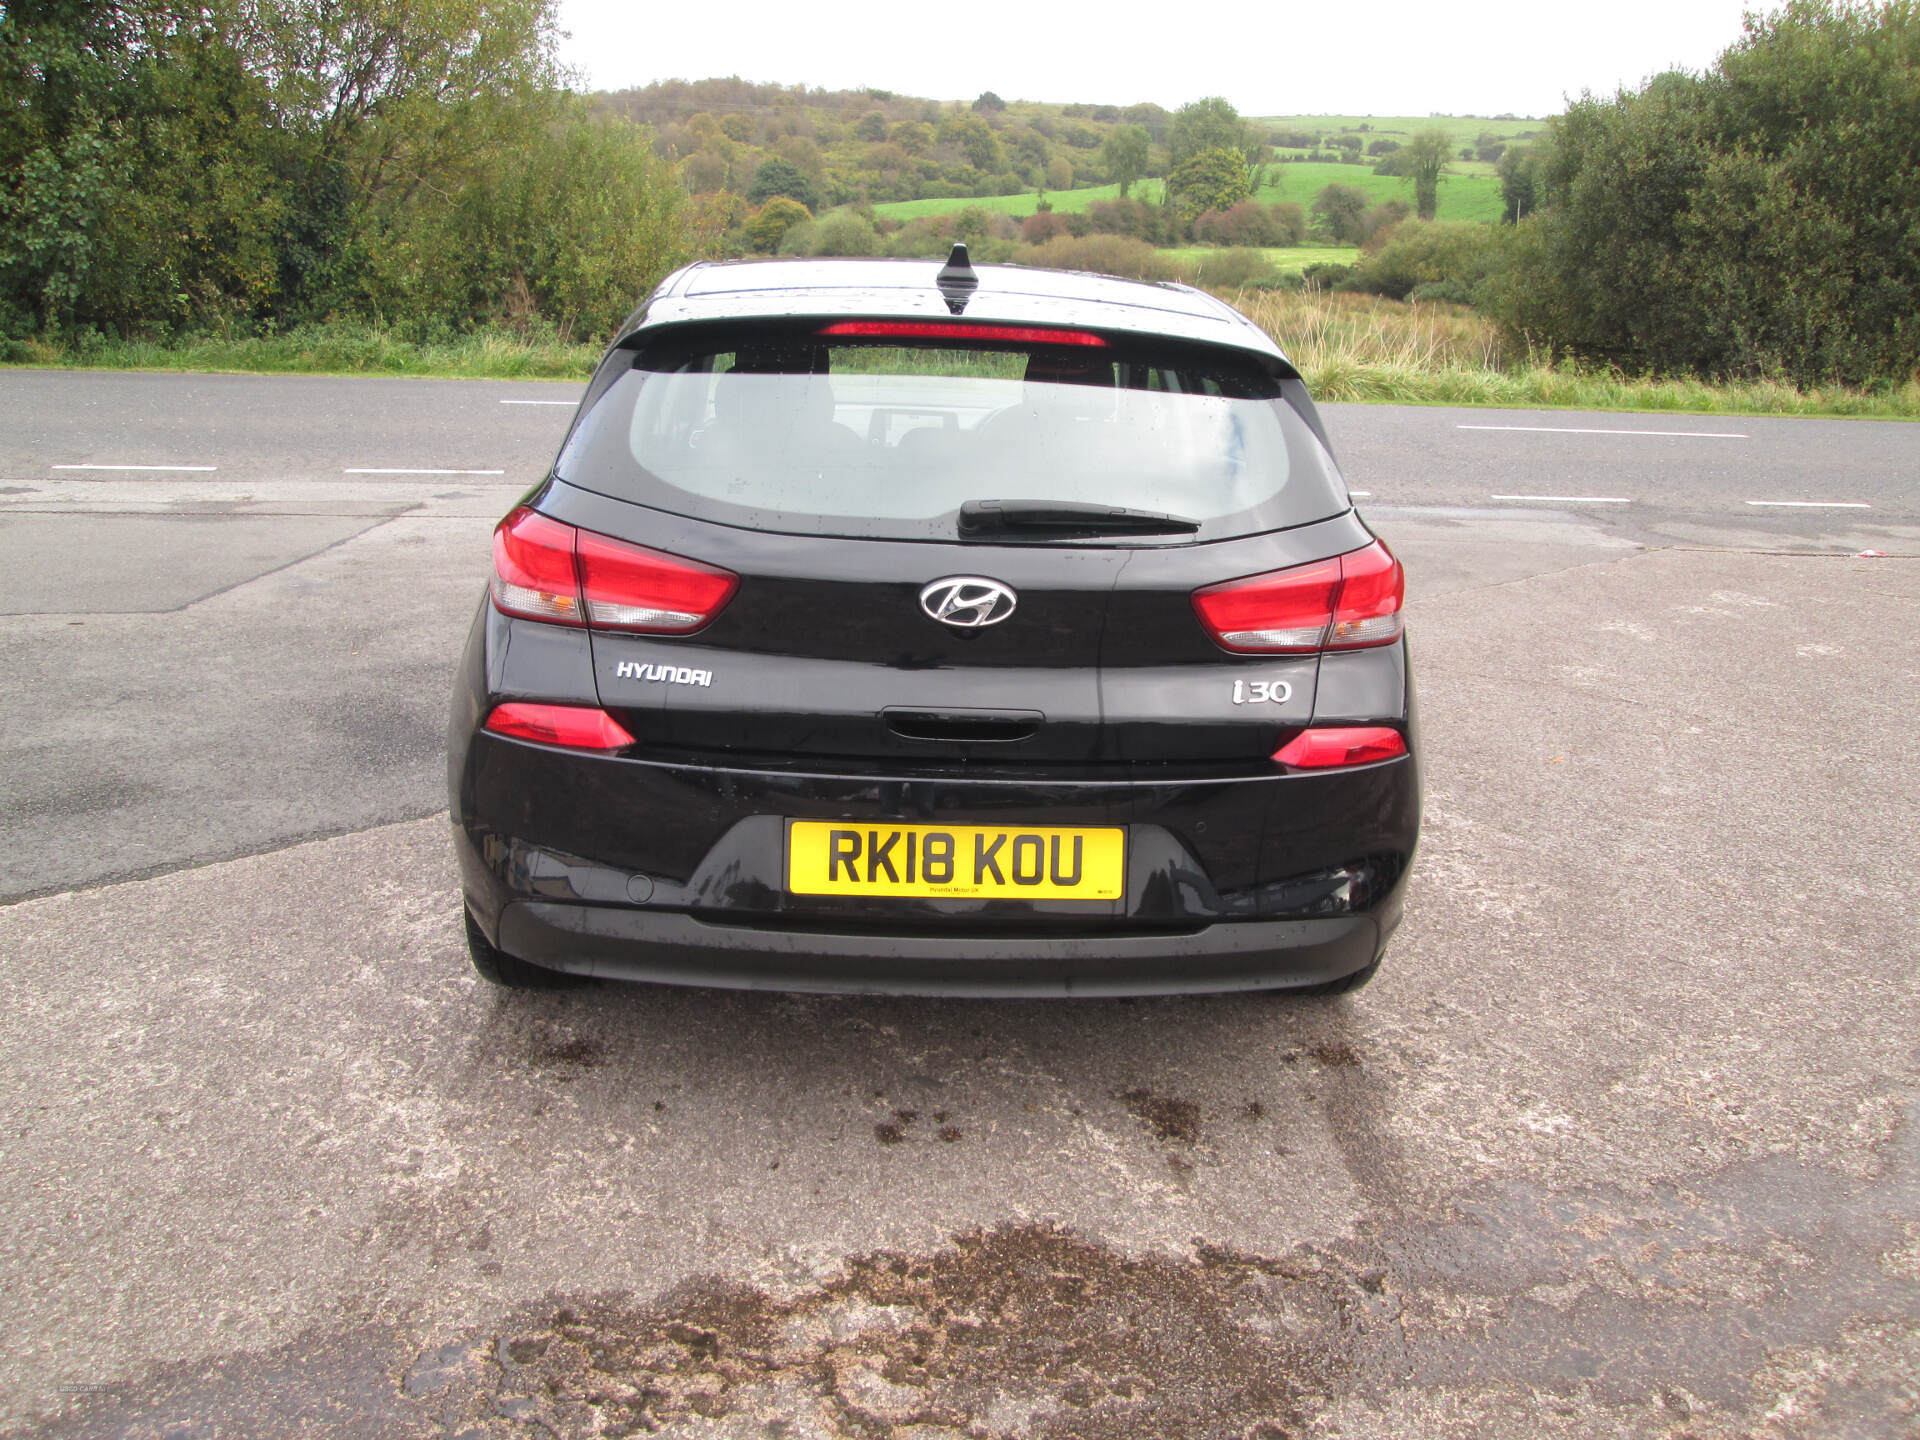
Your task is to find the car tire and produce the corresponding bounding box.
[464,908,584,990]
[1284,956,1381,997]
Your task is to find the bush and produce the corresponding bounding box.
[1343,220,1511,302]
[742,196,812,253]
[1182,248,1280,289]
[1191,200,1305,247]
[1301,262,1354,290]
[1084,196,1177,245]
[780,208,880,257]
[1020,211,1071,244]
[1011,235,1175,282]
[1357,200,1413,249]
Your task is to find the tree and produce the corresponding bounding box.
[940,112,1000,171]
[1169,96,1247,169]
[1100,124,1150,197]
[1496,0,1920,384]
[972,90,1005,113]
[890,120,933,155]
[1398,127,1453,219]
[852,109,888,142]
[1167,147,1252,225]
[745,156,818,211]
[1497,143,1539,222]
[1311,183,1371,243]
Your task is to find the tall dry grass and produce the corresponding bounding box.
[1226,289,1920,419]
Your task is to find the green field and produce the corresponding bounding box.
[1159,245,1360,273]
[1250,163,1505,222]
[872,181,1165,221]
[1251,113,1547,148]
[872,163,1504,226]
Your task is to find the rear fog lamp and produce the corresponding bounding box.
[484,703,635,751]
[1273,727,1408,769]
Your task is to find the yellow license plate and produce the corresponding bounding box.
[788,821,1124,900]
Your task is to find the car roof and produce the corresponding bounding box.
[616,256,1294,371]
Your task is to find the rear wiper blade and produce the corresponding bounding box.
[958,499,1200,538]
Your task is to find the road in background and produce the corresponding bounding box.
[2,371,1917,1437]
[4,369,1915,528]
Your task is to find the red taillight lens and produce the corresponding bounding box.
[489,507,737,634]
[1193,557,1342,652]
[1328,540,1404,649]
[1273,727,1408,769]
[491,506,584,626]
[1192,540,1404,653]
[577,531,738,634]
[483,703,636,751]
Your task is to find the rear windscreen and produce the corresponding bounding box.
[554,327,1349,542]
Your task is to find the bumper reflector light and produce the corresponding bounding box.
[483,703,635,751]
[1273,727,1408,769]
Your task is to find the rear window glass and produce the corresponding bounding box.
[554,329,1348,542]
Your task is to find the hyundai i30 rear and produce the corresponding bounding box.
[448,252,1418,996]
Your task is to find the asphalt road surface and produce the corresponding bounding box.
[1,369,1917,1439]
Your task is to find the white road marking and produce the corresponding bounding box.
[499,399,576,406]
[1745,500,1871,509]
[1459,424,1748,438]
[1491,494,1633,504]
[1349,490,1372,497]
[52,463,218,472]
[343,467,506,476]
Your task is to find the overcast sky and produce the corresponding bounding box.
[553,0,1763,119]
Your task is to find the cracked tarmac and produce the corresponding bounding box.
[3,424,1919,1436]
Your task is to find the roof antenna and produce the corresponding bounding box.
[936,242,978,315]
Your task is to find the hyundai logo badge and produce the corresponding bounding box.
[919,576,1017,628]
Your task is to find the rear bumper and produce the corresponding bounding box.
[496,899,1382,997]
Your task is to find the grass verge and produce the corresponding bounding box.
[8,299,1917,420]
[0,326,599,381]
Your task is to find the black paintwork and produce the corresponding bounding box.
[449,257,1420,996]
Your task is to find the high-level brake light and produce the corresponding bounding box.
[1272,727,1408,769]
[1192,539,1404,653]
[483,703,636,751]
[489,506,738,634]
[817,321,1108,347]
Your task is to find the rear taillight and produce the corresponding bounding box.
[489,506,737,634]
[1272,727,1407,769]
[491,508,583,626]
[483,703,636,751]
[576,530,737,634]
[1192,540,1404,653]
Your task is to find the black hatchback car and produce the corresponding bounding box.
[449,249,1417,996]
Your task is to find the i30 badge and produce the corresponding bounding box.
[920,576,1017,628]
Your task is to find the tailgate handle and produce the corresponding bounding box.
[883,707,1042,743]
